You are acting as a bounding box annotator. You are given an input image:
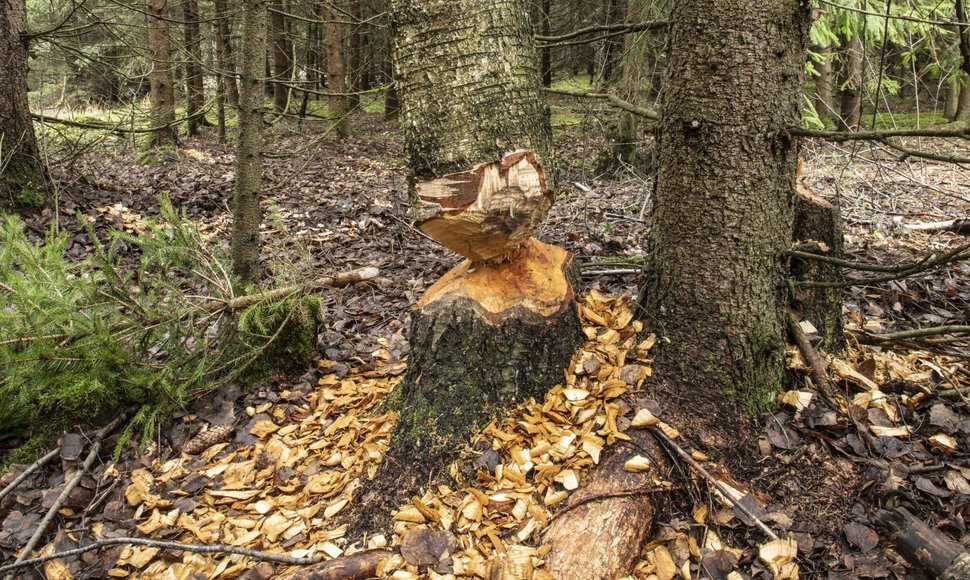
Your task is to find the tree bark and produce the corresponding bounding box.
[182,0,205,135]
[231,0,268,283]
[147,0,178,146]
[955,0,970,125]
[0,0,48,211]
[270,0,292,112]
[347,0,362,111]
[637,0,808,440]
[349,0,577,535]
[325,0,350,137]
[215,0,239,107]
[814,53,835,121]
[837,33,863,131]
[793,182,846,352]
[540,0,552,86]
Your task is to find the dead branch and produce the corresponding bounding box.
[0,537,338,575]
[878,507,970,579]
[849,325,970,345]
[880,139,970,164]
[786,311,839,399]
[4,415,127,579]
[534,20,667,43]
[789,126,970,141]
[794,241,970,288]
[546,88,658,120]
[904,218,970,235]
[281,549,393,579]
[649,429,779,540]
[0,448,59,504]
[223,266,379,311]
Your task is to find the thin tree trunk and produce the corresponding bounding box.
[541,0,552,86]
[837,33,863,130]
[231,0,268,282]
[147,0,178,146]
[325,0,350,136]
[213,0,229,139]
[0,0,48,211]
[183,0,205,135]
[955,0,970,125]
[814,53,835,121]
[599,0,626,85]
[215,0,239,106]
[637,0,808,441]
[347,0,362,111]
[270,0,292,112]
[382,19,399,120]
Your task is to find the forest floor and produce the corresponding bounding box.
[1,99,970,579]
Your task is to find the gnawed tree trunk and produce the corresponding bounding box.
[325,0,349,137]
[837,33,863,131]
[0,0,48,211]
[231,0,268,282]
[147,0,178,146]
[270,0,292,112]
[792,181,846,352]
[182,0,205,135]
[350,0,580,534]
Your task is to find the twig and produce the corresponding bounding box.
[789,126,970,141]
[786,312,839,401]
[581,267,641,276]
[850,325,970,344]
[4,415,127,579]
[534,20,667,43]
[795,241,970,288]
[0,448,59,504]
[546,88,658,120]
[223,267,379,311]
[0,537,329,575]
[650,429,779,541]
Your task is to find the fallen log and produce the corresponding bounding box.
[879,507,970,579]
[281,549,392,580]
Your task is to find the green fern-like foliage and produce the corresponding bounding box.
[0,196,322,447]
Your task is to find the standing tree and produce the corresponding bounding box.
[955,0,970,124]
[352,0,583,531]
[546,2,810,576]
[1,0,47,211]
[270,0,292,112]
[214,0,239,107]
[325,0,350,136]
[182,0,205,135]
[231,0,268,282]
[837,32,864,130]
[146,0,178,146]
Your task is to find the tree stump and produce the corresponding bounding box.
[353,238,584,532]
[792,181,846,352]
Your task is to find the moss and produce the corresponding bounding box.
[1,431,56,474]
[2,170,47,211]
[237,295,321,383]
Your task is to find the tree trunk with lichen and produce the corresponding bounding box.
[350,0,582,534]
[637,0,807,427]
[230,0,267,283]
[0,0,48,212]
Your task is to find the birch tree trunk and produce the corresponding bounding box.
[0,0,48,211]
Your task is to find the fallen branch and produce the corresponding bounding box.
[4,415,127,578]
[880,139,970,165]
[786,311,839,400]
[535,20,667,43]
[789,126,970,141]
[281,549,393,580]
[904,218,970,235]
[0,448,59,504]
[849,325,970,345]
[223,267,379,312]
[794,241,970,288]
[0,537,334,575]
[878,507,970,579]
[649,429,779,540]
[546,88,658,120]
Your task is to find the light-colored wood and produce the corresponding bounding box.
[418,238,571,321]
[414,150,553,263]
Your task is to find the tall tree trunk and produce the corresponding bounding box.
[599,0,626,85]
[382,15,399,120]
[215,0,239,106]
[637,0,808,440]
[231,0,268,282]
[351,0,581,535]
[346,0,362,111]
[955,0,970,125]
[182,0,205,135]
[837,33,863,130]
[0,0,48,211]
[540,0,552,86]
[814,52,835,121]
[270,0,292,112]
[325,0,350,136]
[213,0,229,139]
[147,0,178,147]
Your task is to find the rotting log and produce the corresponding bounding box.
[543,431,668,580]
[792,180,846,352]
[879,507,970,579]
[352,237,584,532]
